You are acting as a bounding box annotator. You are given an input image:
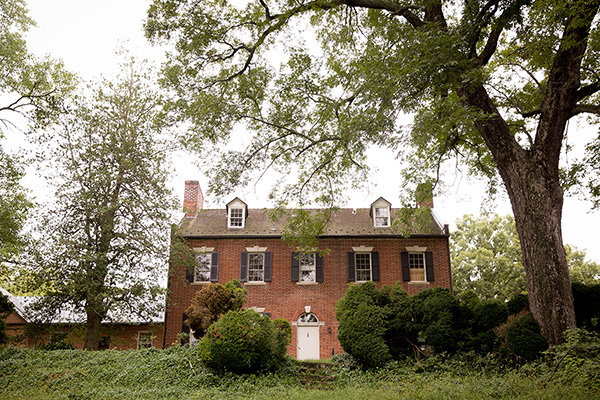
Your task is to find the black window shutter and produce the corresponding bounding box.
[425,251,435,282]
[316,254,324,282]
[347,252,355,282]
[181,313,190,345]
[401,252,410,281]
[371,252,380,281]
[240,252,248,282]
[186,260,194,283]
[291,252,299,282]
[264,252,272,282]
[210,252,219,282]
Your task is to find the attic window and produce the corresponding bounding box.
[370,197,392,228]
[374,207,390,227]
[229,207,244,227]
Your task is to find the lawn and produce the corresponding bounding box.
[0,347,598,400]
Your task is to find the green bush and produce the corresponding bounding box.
[506,313,547,361]
[198,309,290,373]
[549,328,600,391]
[572,282,600,332]
[506,293,529,315]
[0,292,13,346]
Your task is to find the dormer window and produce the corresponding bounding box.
[229,207,244,227]
[370,197,391,228]
[374,207,390,227]
[226,198,247,229]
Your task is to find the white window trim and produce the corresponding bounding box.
[408,251,427,283]
[352,246,374,252]
[247,252,265,283]
[374,206,391,227]
[298,252,317,283]
[228,206,245,228]
[193,252,212,284]
[354,252,372,283]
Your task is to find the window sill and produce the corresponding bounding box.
[296,281,319,286]
[408,281,430,285]
[244,281,267,286]
[191,281,212,285]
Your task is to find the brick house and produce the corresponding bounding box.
[1,288,164,350]
[163,181,452,359]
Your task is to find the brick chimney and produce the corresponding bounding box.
[183,180,203,218]
[416,182,434,208]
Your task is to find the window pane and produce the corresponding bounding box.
[229,208,243,226]
[248,253,264,282]
[409,253,426,281]
[375,208,389,226]
[195,253,211,282]
[355,253,371,281]
[298,253,316,282]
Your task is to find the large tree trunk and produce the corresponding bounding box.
[502,151,576,345]
[83,309,102,350]
[458,82,577,346]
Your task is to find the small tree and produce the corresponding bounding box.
[198,309,291,373]
[185,280,247,338]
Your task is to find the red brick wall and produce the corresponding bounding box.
[163,236,451,358]
[6,318,164,350]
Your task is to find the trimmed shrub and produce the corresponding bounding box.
[506,313,547,361]
[198,309,290,373]
[572,282,600,332]
[507,293,529,315]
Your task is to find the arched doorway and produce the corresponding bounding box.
[296,312,320,360]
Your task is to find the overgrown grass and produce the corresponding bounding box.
[1,347,598,400]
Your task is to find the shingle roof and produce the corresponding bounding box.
[1,288,164,325]
[178,207,447,238]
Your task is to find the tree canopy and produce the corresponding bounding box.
[452,214,600,301]
[27,59,177,350]
[145,0,600,345]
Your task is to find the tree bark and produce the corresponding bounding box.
[83,309,102,350]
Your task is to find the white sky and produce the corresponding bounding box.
[20,0,600,262]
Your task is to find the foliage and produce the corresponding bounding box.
[26,57,178,349]
[0,0,75,132]
[336,283,512,368]
[504,313,548,362]
[185,280,247,338]
[506,293,530,315]
[0,348,598,399]
[451,215,526,302]
[452,214,600,301]
[0,292,13,345]
[198,309,291,373]
[0,143,32,274]
[571,282,600,332]
[144,0,600,346]
[548,328,600,392]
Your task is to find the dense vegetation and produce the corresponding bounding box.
[336,283,600,369]
[0,344,598,400]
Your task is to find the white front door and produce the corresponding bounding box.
[297,325,320,360]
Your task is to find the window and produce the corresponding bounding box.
[137,331,153,349]
[299,253,316,282]
[401,250,434,282]
[194,253,211,283]
[409,252,426,282]
[248,253,265,282]
[347,249,380,282]
[229,207,244,227]
[240,249,272,283]
[355,253,372,282]
[374,207,390,227]
[292,252,324,283]
[187,249,218,283]
[297,312,319,323]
